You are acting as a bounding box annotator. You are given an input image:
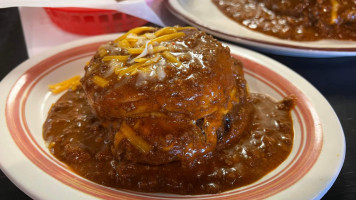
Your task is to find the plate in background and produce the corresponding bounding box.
[166,0,356,57]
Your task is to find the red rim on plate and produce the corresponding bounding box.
[3,39,324,199]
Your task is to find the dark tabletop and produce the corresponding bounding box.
[1,7,355,200]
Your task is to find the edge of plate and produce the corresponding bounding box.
[227,45,346,199]
[0,34,346,200]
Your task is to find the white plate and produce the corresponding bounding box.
[166,0,356,57]
[0,34,345,200]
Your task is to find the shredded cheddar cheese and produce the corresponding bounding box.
[133,120,141,130]
[93,75,109,87]
[117,39,131,48]
[126,37,139,43]
[114,67,122,75]
[134,58,149,63]
[175,26,197,31]
[48,75,81,94]
[128,46,168,55]
[48,141,56,149]
[330,0,339,24]
[98,47,108,57]
[162,51,181,65]
[148,32,185,45]
[100,26,193,79]
[102,55,129,62]
[162,143,174,151]
[114,131,125,147]
[222,87,239,115]
[114,26,156,42]
[120,122,152,153]
[117,54,162,78]
[128,48,145,54]
[154,27,178,37]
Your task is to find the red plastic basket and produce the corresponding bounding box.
[44,7,148,35]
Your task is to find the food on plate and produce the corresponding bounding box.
[212,0,356,41]
[43,26,295,194]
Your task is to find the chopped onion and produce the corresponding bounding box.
[145,33,156,39]
[156,64,166,80]
[136,70,150,86]
[128,40,150,64]
[148,44,154,54]
[126,33,145,40]
[136,38,144,47]
[104,60,123,77]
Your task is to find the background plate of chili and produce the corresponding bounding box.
[166,0,356,57]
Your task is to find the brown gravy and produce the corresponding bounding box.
[43,87,294,194]
[212,0,356,41]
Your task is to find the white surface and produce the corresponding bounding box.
[0,0,118,8]
[19,1,184,58]
[5,0,169,27]
[167,0,356,57]
[0,34,345,199]
[19,7,86,57]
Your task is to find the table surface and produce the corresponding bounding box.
[1,7,355,200]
